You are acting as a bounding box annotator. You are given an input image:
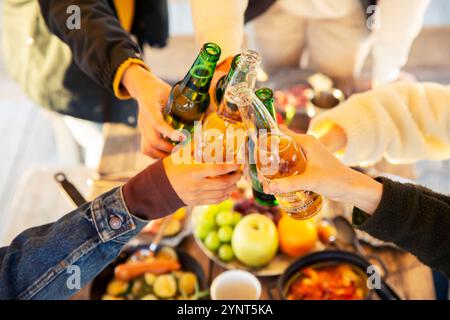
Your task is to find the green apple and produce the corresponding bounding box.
[204,231,220,251]
[216,211,234,227]
[218,244,235,262]
[218,226,233,243]
[231,213,279,267]
[231,212,242,226]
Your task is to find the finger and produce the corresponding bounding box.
[268,175,307,194]
[205,172,242,190]
[141,134,169,159]
[200,188,236,200]
[197,197,230,205]
[140,121,171,158]
[196,192,233,205]
[196,163,242,177]
[149,127,174,153]
[142,143,169,159]
[152,110,186,142]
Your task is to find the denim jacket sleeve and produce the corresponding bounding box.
[0,187,147,300]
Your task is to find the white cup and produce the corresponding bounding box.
[210,270,262,300]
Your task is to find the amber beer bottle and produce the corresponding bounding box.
[163,43,221,144]
[214,54,241,105]
[256,131,323,220]
[200,50,261,163]
[230,84,323,220]
[248,88,278,207]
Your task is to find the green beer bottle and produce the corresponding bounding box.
[249,88,278,206]
[214,54,241,105]
[163,43,221,144]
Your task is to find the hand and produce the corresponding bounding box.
[163,142,242,206]
[267,130,383,214]
[122,64,184,158]
[316,123,347,154]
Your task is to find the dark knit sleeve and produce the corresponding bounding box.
[353,177,450,277]
[122,160,185,220]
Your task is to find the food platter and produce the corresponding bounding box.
[191,204,323,277]
[90,245,208,300]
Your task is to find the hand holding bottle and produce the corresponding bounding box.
[163,141,242,205]
[267,129,383,214]
[121,64,185,158]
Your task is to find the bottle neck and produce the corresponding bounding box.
[216,52,260,123]
[180,64,214,96]
[180,43,220,96]
[255,89,277,132]
[228,83,278,140]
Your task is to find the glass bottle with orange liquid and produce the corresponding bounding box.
[197,50,261,164]
[230,83,324,220]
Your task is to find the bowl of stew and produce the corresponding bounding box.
[269,250,400,300]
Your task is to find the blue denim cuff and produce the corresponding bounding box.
[90,187,147,244]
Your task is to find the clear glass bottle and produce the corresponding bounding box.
[230,83,324,220]
[199,50,261,163]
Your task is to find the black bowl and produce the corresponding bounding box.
[90,245,207,300]
[269,250,400,300]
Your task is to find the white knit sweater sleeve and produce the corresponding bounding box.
[190,0,247,62]
[308,82,450,166]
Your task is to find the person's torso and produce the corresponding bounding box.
[279,0,362,18]
[1,0,167,125]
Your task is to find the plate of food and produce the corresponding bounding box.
[192,196,326,277]
[90,246,208,300]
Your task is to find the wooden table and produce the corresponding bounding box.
[73,123,435,300]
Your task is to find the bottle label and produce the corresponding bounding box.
[275,191,315,213]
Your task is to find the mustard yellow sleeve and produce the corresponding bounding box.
[113,58,151,100]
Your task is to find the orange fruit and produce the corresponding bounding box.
[277,214,318,257]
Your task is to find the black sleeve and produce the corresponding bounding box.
[353,177,450,278]
[38,0,143,92]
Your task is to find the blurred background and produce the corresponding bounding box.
[0,0,449,245]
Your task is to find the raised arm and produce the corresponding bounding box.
[268,133,450,278]
[190,0,248,61]
[38,0,148,98]
[0,142,242,299]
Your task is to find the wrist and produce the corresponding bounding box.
[121,63,153,99]
[122,160,185,220]
[342,170,383,215]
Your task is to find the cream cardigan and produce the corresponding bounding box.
[309,82,450,166]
